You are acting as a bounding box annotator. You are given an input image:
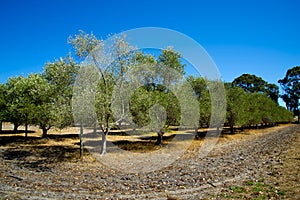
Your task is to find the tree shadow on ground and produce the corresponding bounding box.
[82,134,182,153]
[0,130,35,135]
[139,134,176,141]
[0,136,46,146]
[2,145,81,172]
[108,133,194,152]
[0,133,80,146]
[111,140,161,152]
[46,134,79,140]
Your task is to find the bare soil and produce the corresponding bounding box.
[0,124,299,199]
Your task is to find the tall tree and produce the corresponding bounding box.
[265,83,279,103]
[12,74,41,138]
[233,73,279,103]
[154,48,186,145]
[129,48,186,145]
[28,74,57,137]
[73,65,99,157]
[42,56,79,129]
[5,75,47,136]
[232,74,266,93]
[186,76,211,129]
[278,66,300,122]
[226,85,249,134]
[69,31,135,154]
[6,76,25,132]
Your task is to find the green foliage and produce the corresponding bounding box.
[233,73,279,103]
[5,76,28,131]
[2,57,79,136]
[72,65,99,127]
[265,83,279,103]
[70,31,138,154]
[226,85,249,133]
[186,76,210,128]
[229,185,246,193]
[68,30,101,59]
[43,57,79,129]
[130,84,181,129]
[219,179,287,199]
[0,29,295,149]
[278,66,300,121]
[158,47,185,83]
[233,74,266,93]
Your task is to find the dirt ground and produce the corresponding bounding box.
[0,123,299,199]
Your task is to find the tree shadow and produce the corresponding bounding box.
[2,145,80,172]
[0,130,35,134]
[46,134,79,140]
[111,140,161,152]
[139,134,176,142]
[0,133,80,146]
[0,136,45,146]
[194,130,208,139]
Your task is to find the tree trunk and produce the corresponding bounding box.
[240,126,244,131]
[156,130,163,145]
[230,125,234,134]
[194,126,199,139]
[93,122,97,135]
[25,123,28,139]
[101,132,108,155]
[194,126,198,134]
[13,123,18,133]
[80,124,84,158]
[0,120,2,133]
[42,128,48,138]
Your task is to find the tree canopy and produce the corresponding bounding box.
[278,66,300,122]
[232,73,279,103]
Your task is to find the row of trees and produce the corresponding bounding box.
[187,76,294,135]
[0,30,298,155]
[0,57,78,137]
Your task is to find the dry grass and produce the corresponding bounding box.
[0,123,293,154]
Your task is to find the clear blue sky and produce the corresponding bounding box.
[0,0,299,88]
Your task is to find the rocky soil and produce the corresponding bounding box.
[0,124,299,199]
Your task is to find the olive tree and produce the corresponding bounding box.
[226,85,249,134]
[69,31,136,154]
[6,76,26,132]
[128,49,186,145]
[42,57,79,129]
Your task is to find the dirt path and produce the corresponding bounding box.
[0,124,299,199]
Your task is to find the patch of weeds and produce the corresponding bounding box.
[253,182,264,193]
[229,185,245,193]
[223,179,288,199]
[245,181,254,186]
[277,190,285,195]
[267,185,286,196]
[219,193,241,199]
[253,195,267,200]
